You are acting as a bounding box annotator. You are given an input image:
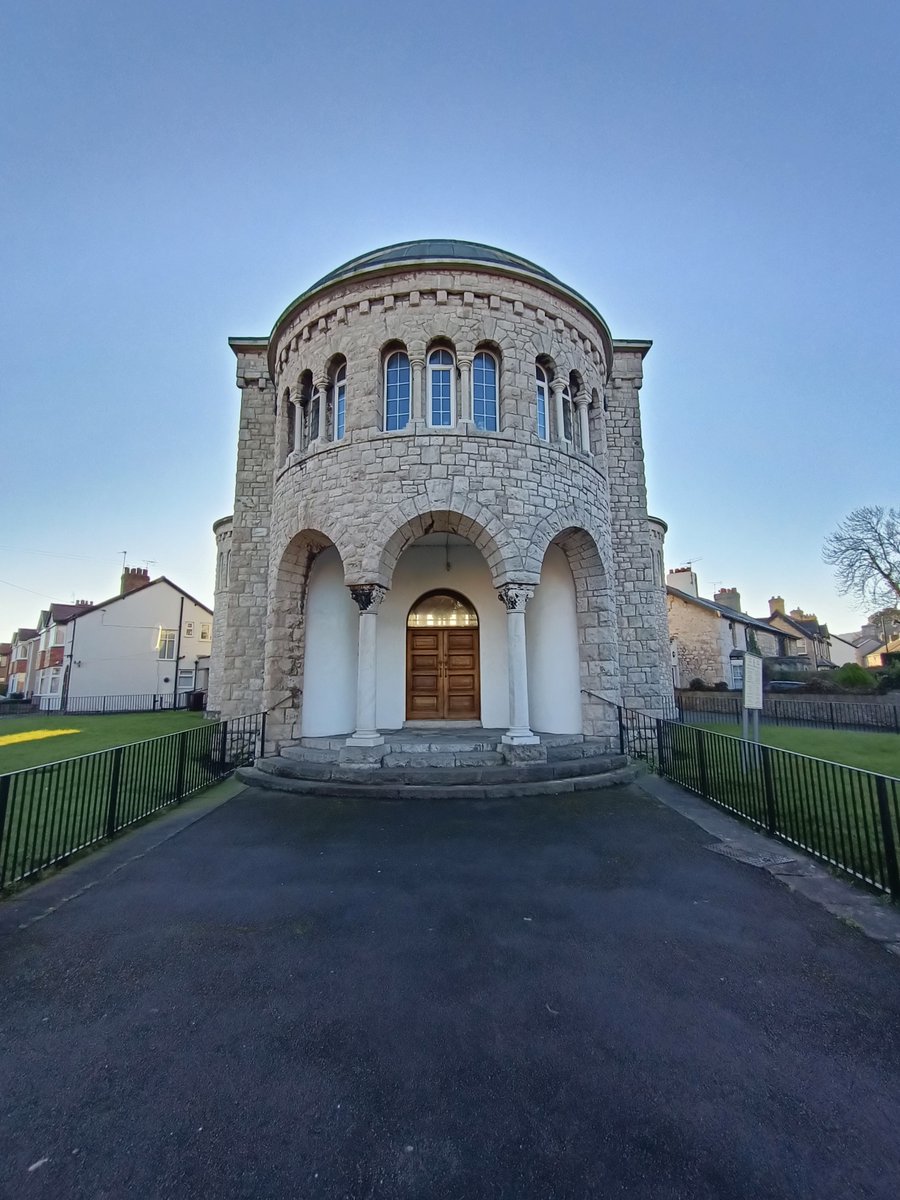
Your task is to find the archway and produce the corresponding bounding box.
[406,590,480,721]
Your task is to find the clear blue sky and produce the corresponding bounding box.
[2,0,898,637]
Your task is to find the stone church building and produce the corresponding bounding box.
[208,240,671,753]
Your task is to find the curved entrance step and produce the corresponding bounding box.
[235,763,637,801]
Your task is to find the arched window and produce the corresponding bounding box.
[385,350,411,431]
[333,362,347,440]
[407,590,479,628]
[307,377,319,443]
[535,365,549,440]
[472,351,498,432]
[428,348,455,427]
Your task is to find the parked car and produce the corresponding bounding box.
[767,680,806,692]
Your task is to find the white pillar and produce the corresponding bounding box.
[551,379,567,446]
[410,354,425,428]
[575,392,590,453]
[498,584,539,744]
[346,584,388,746]
[313,376,329,444]
[457,353,473,427]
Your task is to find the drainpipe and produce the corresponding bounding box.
[62,616,78,713]
[172,596,184,710]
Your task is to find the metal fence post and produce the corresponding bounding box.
[875,776,900,899]
[694,726,709,797]
[217,720,230,777]
[655,718,666,775]
[0,775,10,890]
[829,702,837,730]
[174,731,188,800]
[760,745,778,835]
[106,747,123,838]
[617,706,626,756]
[259,711,267,761]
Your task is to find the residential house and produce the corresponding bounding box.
[666,570,794,689]
[765,598,835,670]
[5,628,39,697]
[7,567,214,709]
[0,642,10,692]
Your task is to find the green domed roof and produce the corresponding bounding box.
[308,240,563,291]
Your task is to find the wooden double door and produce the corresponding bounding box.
[406,627,481,720]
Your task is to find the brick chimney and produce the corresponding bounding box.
[769,596,785,616]
[666,567,699,598]
[714,587,742,612]
[121,566,150,596]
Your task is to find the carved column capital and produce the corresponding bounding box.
[314,376,329,393]
[456,353,474,368]
[409,355,426,370]
[550,377,568,397]
[574,391,590,410]
[497,584,535,613]
[348,584,389,614]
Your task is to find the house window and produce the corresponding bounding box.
[200,623,211,642]
[428,349,455,427]
[731,659,744,690]
[385,351,411,431]
[472,351,498,432]
[177,669,194,692]
[184,621,195,638]
[334,362,347,440]
[50,668,61,694]
[536,365,549,440]
[158,629,176,660]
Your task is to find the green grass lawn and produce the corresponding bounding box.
[0,713,209,773]
[694,723,900,777]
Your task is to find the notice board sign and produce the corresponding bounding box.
[743,653,763,711]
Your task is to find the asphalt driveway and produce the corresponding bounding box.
[2,784,899,1199]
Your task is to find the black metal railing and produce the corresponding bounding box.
[0,712,264,893]
[619,706,900,899]
[676,691,900,734]
[8,692,207,717]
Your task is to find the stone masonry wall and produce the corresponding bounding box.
[213,349,275,717]
[606,351,674,714]
[206,516,232,717]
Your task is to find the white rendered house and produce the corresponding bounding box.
[31,569,213,709]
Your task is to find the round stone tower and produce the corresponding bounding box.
[210,239,672,748]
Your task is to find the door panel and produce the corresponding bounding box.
[406,628,480,720]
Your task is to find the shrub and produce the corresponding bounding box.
[833,663,876,691]
[877,663,900,694]
[713,681,730,691]
[803,674,839,693]
[688,678,708,691]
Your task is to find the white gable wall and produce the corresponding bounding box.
[65,582,213,700]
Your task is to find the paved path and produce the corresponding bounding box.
[2,785,899,1199]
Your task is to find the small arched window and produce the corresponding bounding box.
[472,351,498,432]
[428,348,455,427]
[535,365,549,440]
[334,362,347,440]
[385,350,411,431]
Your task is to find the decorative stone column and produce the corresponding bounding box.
[457,353,473,427]
[497,584,539,744]
[314,376,329,445]
[346,584,388,746]
[410,353,425,429]
[575,391,591,453]
[550,378,568,446]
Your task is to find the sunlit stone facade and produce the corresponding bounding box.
[208,240,672,749]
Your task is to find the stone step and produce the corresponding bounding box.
[546,739,617,761]
[382,750,505,768]
[236,764,639,801]
[252,753,628,789]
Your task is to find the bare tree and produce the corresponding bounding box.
[823,506,900,609]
